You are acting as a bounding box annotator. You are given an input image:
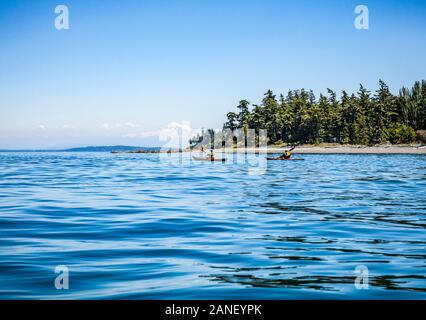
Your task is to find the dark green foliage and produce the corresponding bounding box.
[387,124,417,144]
[220,80,424,145]
[416,130,426,143]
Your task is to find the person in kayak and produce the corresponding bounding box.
[280,146,296,159]
[198,146,205,157]
[209,149,215,161]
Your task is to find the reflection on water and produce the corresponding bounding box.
[0,152,425,299]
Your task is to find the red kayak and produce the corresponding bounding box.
[193,156,226,162]
[266,157,305,161]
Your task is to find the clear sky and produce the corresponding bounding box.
[0,0,425,149]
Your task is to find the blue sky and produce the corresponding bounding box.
[0,0,425,148]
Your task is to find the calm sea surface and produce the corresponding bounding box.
[0,152,425,299]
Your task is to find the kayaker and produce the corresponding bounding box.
[209,149,215,161]
[280,146,296,159]
[198,146,205,157]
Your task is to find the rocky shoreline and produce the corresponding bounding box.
[111,145,426,154]
[217,145,426,154]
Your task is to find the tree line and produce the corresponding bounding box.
[191,80,426,147]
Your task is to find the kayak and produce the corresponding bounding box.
[193,156,226,162]
[266,157,305,161]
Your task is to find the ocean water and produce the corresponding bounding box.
[0,152,425,299]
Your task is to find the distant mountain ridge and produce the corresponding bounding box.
[0,146,162,152]
[63,145,162,152]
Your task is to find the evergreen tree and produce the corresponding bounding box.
[420,80,426,129]
[371,80,393,143]
[236,100,250,128]
[224,112,238,131]
[193,80,424,148]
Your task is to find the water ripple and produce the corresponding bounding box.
[0,152,425,299]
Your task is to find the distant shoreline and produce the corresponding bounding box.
[1,145,425,154]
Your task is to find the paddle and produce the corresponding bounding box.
[265,144,297,160]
